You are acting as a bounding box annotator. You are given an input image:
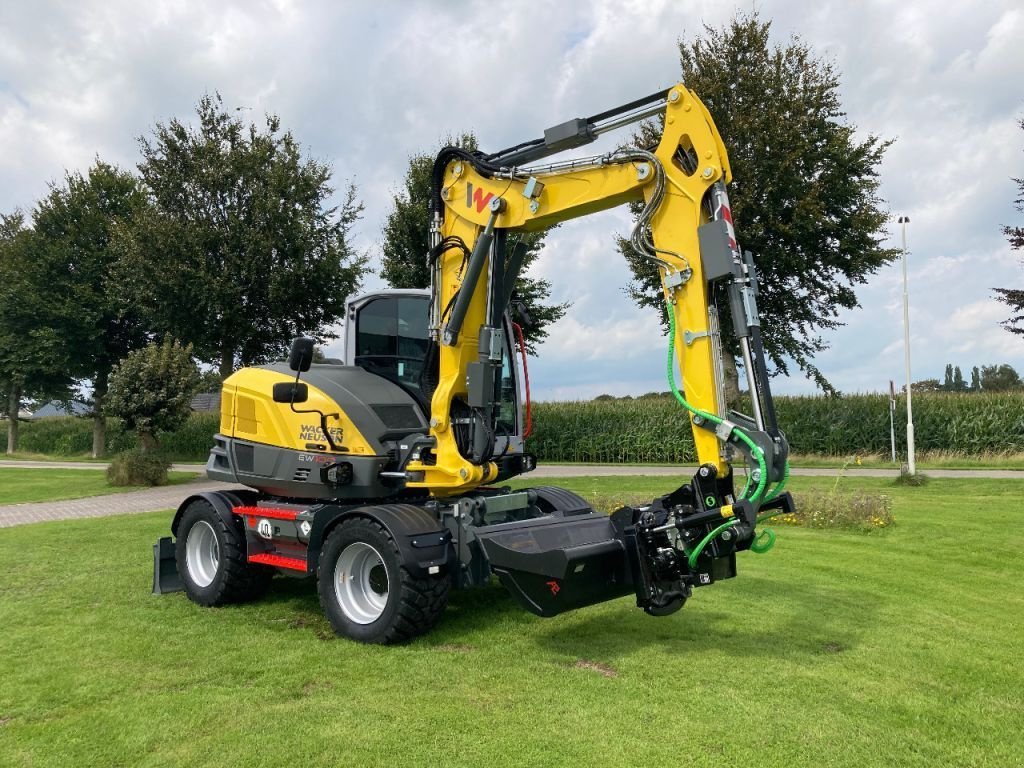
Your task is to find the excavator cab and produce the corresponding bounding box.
[342,289,526,459]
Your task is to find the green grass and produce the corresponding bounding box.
[0,476,1021,767]
[0,468,195,504]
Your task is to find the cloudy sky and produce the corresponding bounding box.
[1,0,1022,399]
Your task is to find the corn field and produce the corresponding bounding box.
[528,392,1024,463]
[12,391,1024,462]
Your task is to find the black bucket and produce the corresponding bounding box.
[476,515,634,617]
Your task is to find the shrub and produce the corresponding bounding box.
[105,339,200,452]
[106,449,171,486]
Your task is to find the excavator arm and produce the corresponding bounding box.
[406,84,788,509]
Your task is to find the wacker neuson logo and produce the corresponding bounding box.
[298,424,344,442]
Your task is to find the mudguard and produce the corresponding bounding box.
[170,489,258,537]
[156,489,260,595]
[307,503,453,578]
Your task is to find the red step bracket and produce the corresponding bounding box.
[234,505,301,522]
[248,552,308,572]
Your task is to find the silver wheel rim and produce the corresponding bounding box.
[185,520,220,588]
[334,542,389,624]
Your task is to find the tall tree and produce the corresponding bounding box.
[380,134,567,352]
[994,118,1024,335]
[943,363,955,391]
[30,162,151,457]
[952,365,966,392]
[971,365,982,391]
[620,13,897,393]
[979,363,1022,391]
[121,94,368,376]
[0,212,74,453]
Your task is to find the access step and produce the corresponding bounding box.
[248,552,308,572]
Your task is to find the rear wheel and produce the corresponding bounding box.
[176,499,272,606]
[317,517,448,644]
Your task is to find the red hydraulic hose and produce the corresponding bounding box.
[511,322,532,439]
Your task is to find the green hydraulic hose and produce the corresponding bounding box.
[687,519,739,569]
[749,528,776,553]
[664,299,768,501]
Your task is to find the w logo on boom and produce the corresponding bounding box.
[466,183,494,213]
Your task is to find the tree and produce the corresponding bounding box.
[620,13,897,393]
[29,162,152,457]
[943,363,954,391]
[971,366,982,391]
[105,339,200,452]
[910,378,942,393]
[0,212,75,453]
[380,134,568,352]
[953,366,966,392]
[121,94,368,376]
[979,364,1022,391]
[994,118,1024,335]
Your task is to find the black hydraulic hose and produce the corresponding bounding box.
[430,147,498,218]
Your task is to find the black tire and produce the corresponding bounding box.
[317,517,449,644]
[175,499,272,606]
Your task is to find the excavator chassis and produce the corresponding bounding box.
[154,468,794,628]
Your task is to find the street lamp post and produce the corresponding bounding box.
[898,216,916,475]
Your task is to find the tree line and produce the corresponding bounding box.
[913,363,1023,393]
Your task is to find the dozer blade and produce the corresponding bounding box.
[152,536,183,595]
[476,515,633,617]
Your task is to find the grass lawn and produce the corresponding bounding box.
[0,468,195,504]
[0,476,1021,767]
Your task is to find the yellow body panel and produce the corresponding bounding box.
[220,368,378,456]
[407,84,733,493]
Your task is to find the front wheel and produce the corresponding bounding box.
[317,517,448,644]
[175,499,272,606]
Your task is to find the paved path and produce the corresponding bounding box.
[0,478,232,528]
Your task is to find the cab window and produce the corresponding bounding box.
[355,296,429,391]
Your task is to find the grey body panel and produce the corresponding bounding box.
[261,361,428,454]
[207,434,401,500]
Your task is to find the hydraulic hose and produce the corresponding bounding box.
[664,298,768,501]
[749,527,776,554]
[687,519,738,569]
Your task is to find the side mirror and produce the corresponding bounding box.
[288,337,315,372]
[273,382,308,404]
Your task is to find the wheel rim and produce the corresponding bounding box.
[334,542,389,624]
[185,520,220,588]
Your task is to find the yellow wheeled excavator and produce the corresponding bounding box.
[153,83,794,644]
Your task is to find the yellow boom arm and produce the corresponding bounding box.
[406,84,743,494]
